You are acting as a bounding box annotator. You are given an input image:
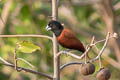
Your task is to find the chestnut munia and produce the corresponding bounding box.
[46,20,85,53]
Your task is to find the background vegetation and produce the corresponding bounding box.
[0,0,120,80]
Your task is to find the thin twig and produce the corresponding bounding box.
[85,36,95,63]
[60,54,120,70]
[17,58,35,68]
[90,32,110,62]
[1,62,53,80]
[0,35,53,40]
[14,47,18,71]
[94,36,114,45]
[0,47,53,79]
[0,56,12,65]
[0,58,53,79]
[60,62,84,70]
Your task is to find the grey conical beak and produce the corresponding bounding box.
[46,25,52,31]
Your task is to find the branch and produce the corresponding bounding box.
[60,62,84,70]
[56,51,84,59]
[0,57,12,65]
[60,32,116,70]
[17,58,35,68]
[60,52,120,70]
[0,34,53,40]
[90,32,110,62]
[94,34,116,45]
[0,57,53,80]
[52,0,60,80]
[14,45,35,71]
[14,47,18,71]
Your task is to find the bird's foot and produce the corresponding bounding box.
[63,49,72,56]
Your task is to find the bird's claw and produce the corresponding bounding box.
[63,49,72,56]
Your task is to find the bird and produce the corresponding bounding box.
[46,20,85,53]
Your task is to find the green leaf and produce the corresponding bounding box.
[17,41,40,53]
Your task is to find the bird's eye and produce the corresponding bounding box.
[50,24,53,27]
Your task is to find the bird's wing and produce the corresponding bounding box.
[63,29,77,39]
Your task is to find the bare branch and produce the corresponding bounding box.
[0,34,53,40]
[52,0,60,80]
[0,56,12,65]
[84,36,95,63]
[60,53,120,70]
[94,36,114,45]
[0,58,53,79]
[14,47,18,71]
[14,44,35,69]
[90,32,110,62]
[93,32,118,45]
[60,62,84,70]
[17,58,35,68]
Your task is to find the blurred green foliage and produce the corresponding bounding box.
[0,0,120,80]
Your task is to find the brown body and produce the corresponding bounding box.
[57,29,85,53]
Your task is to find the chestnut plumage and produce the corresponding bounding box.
[46,20,85,53]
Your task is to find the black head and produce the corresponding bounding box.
[46,20,64,37]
